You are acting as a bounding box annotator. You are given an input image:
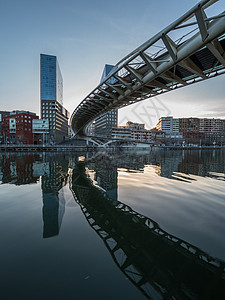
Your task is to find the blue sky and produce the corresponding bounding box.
[1,0,225,128]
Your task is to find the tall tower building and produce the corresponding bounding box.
[94,64,118,137]
[40,54,69,144]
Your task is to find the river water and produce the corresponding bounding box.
[0,149,225,299]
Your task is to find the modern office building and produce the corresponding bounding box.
[94,64,118,137]
[94,110,118,137]
[40,54,69,144]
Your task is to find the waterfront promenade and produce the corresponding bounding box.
[0,144,224,152]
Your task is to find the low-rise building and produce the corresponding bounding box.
[32,119,49,144]
[165,132,183,145]
[112,126,132,140]
[2,111,38,144]
[112,121,165,144]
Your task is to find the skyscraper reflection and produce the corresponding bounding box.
[41,154,69,238]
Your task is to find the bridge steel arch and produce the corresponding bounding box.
[71,0,225,136]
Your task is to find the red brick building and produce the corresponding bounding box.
[2,111,38,144]
[179,118,200,133]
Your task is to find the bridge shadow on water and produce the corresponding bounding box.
[70,160,225,300]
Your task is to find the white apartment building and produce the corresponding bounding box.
[156,117,179,133]
[200,118,225,133]
[112,121,165,143]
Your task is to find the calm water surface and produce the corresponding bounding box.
[0,150,225,299]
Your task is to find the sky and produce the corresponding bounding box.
[1,0,225,128]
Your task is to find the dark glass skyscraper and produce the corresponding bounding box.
[40,54,69,144]
[94,64,118,137]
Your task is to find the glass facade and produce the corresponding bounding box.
[40,54,63,105]
[100,64,117,84]
[94,64,118,137]
[40,54,69,144]
[40,55,56,102]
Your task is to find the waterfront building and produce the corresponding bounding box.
[112,121,165,143]
[179,117,201,144]
[112,126,132,140]
[128,122,152,142]
[126,121,145,130]
[156,116,225,145]
[150,128,166,144]
[32,119,49,144]
[93,64,118,137]
[40,54,69,144]
[180,117,225,145]
[0,111,10,144]
[2,110,38,144]
[164,132,183,145]
[156,116,179,133]
[94,110,118,137]
[200,118,225,133]
[179,118,200,133]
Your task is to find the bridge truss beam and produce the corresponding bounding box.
[71,0,225,136]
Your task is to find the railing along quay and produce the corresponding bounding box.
[0,145,94,152]
[161,145,225,150]
[0,144,224,152]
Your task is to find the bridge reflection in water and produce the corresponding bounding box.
[70,161,225,299]
[1,150,225,298]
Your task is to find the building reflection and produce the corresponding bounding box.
[0,150,225,296]
[0,153,41,185]
[149,149,225,182]
[0,152,72,238]
[71,161,225,299]
[0,149,225,249]
[41,153,70,238]
[1,150,225,188]
[86,149,225,182]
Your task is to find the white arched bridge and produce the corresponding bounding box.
[71,0,225,136]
